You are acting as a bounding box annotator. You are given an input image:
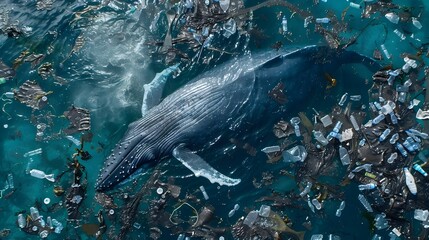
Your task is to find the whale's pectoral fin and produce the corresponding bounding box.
[172,145,241,186]
[141,63,179,116]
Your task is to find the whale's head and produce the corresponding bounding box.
[95,121,160,191]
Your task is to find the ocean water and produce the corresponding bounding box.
[0,0,428,239]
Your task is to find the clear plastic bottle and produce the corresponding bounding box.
[412,17,422,29]
[29,169,55,182]
[338,93,348,106]
[311,198,322,210]
[339,146,351,165]
[358,183,377,191]
[290,117,301,137]
[358,194,373,212]
[300,181,313,197]
[30,207,40,220]
[389,133,399,144]
[372,114,385,125]
[17,213,26,228]
[379,128,391,142]
[393,29,406,40]
[349,115,360,131]
[7,173,14,189]
[380,44,391,59]
[313,131,329,146]
[387,152,398,164]
[335,201,345,217]
[199,186,209,200]
[281,16,288,33]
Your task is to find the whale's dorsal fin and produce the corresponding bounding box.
[172,145,241,186]
[141,63,179,117]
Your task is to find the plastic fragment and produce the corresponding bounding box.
[374,213,389,230]
[320,115,333,127]
[315,18,330,24]
[412,17,422,29]
[311,234,323,240]
[414,209,429,221]
[404,167,417,195]
[416,109,429,119]
[313,130,329,146]
[385,12,399,24]
[300,181,313,197]
[258,205,271,217]
[290,117,301,137]
[283,145,307,163]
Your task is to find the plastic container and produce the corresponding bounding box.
[199,186,209,200]
[339,146,351,165]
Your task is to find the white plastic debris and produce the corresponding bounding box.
[404,167,417,195]
[416,109,429,119]
[340,128,353,142]
[385,12,399,24]
[320,115,333,127]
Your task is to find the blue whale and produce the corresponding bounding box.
[95,45,378,191]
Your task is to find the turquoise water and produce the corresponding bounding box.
[1,0,429,239]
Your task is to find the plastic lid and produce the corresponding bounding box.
[156,187,164,195]
[44,198,51,205]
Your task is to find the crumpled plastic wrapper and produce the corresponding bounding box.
[63,105,91,134]
[15,80,49,109]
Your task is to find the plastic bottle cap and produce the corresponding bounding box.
[41,96,48,101]
[37,124,42,129]
[109,209,114,215]
[3,124,8,128]
[156,187,164,195]
[44,198,51,205]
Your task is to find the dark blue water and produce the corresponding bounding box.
[1,0,428,239]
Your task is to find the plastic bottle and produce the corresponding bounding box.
[380,44,391,59]
[396,143,408,157]
[52,219,63,233]
[339,146,351,165]
[281,16,288,33]
[387,152,398,164]
[17,213,26,228]
[228,209,236,218]
[177,234,185,240]
[408,129,428,139]
[359,183,377,191]
[290,117,301,137]
[412,17,422,29]
[389,112,398,124]
[335,201,345,217]
[199,186,209,200]
[358,194,373,212]
[300,181,313,197]
[349,115,360,131]
[29,169,55,182]
[393,29,406,40]
[372,114,385,125]
[385,12,399,24]
[311,234,323,240]
[313,131,329,146]
[7,173,14,189]
[30,207,41,220]
[311,198,322,210]
[352,164,372,173]
[379,128,391,142]
[402,137,417,152]
[338,93,348,106]
[349,95,361,101]
[23,148,42,158]
[380,101,396,115]
[46,216,53,229]
[315,18,330,24]
[349,2,361,8]
[307,196,315,213]
[261,146,281,153]
[413,164,428,177]
[389,133,399,144]
[404,167,417,195]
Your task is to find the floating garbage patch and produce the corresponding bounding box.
[1,0,429,239]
